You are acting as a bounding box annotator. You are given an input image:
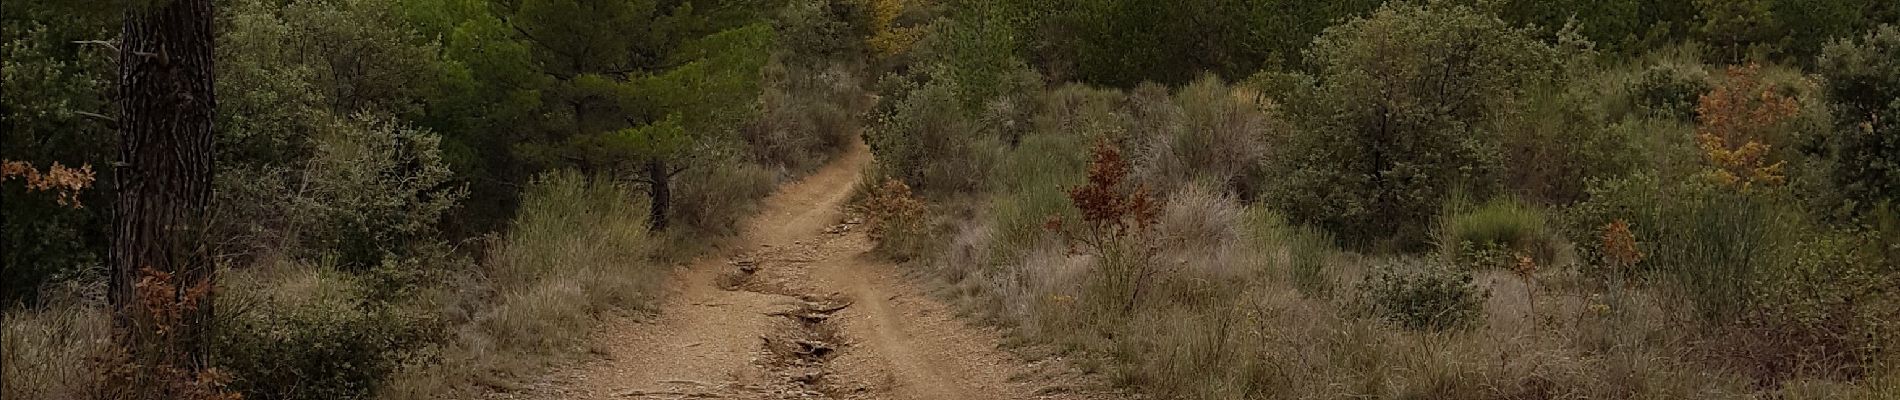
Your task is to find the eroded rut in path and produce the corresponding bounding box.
[504,142,1119,400]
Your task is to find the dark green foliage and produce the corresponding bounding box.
[1497,83,1649,204]
[1359,257,1488,331]
[1772,0,1899,62]
[400,0,549,235]
[1817,25,1900,212]
[1499,0,1697,56]
[213,0,467,270]
[505,0,777,229]
[1268,2,1561,248]
[1,0,116,305]
[920,2,1042,114]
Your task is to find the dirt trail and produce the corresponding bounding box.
[507,141,1115,400]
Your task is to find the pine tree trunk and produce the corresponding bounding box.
[111,0,218,372]
[647,159,671,231]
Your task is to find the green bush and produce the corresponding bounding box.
[866,76,996,195]
[1268,2,1560,248]
[212,113,464,270]
[1568,173,1815,319]
[1816,25,1900,212]
[1632,62,1712,122]
[381,170,658,399]
[218,265,437,399]
[1359,257,1489,331]
[488,170,653,292]
[1742,229,1900,381]
[1,7,116,305]
[746,59,866,173]
[774,0,871,66]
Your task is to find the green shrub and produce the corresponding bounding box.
[382,170,656,399]
[489,170,653,292]
[300,114,465,267]
[1495,79,1647,204]
[1568,173,1811,320]
[774,0,872,66]
[217,265,437,399]
[1633,62,1712,122]
[1031,83,1128,142]
[1816,25,1900,212]
[866,76,996,195]
[1742,229,1900,381]
[212,112,464,270]
[746,59,866,173]
[1654,193,1806,320]
[1359,257,1488,331]
[1269,2,1559,248]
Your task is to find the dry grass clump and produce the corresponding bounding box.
[1132,75,1280,196]
[379,170,657,399]
[1,300,115,399]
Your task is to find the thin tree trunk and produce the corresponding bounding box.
[111,0,218,373]
[647,159,671,231]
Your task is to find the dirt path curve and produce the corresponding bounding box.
[507,141,1116,400]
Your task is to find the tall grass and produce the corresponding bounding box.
[1,300,114,399]
[380,170,657,398]
[1435,196,1563,268]
[1244,208,1339,296]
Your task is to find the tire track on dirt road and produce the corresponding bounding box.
[504,141,1120,400]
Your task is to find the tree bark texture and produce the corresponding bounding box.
[111,0,218,371]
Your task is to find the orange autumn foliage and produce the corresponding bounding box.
[1695,64,1798,190]
[861,177,928,239]
[1600,218,1645,276]
[1,159,96,208]
[99,267,239,400]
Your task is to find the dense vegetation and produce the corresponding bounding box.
[856,0,1900,398]
[4,0,870,397]
[5,0,1898,398]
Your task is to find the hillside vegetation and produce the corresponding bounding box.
[857,0,1900,398]
[4,0,1898,398]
